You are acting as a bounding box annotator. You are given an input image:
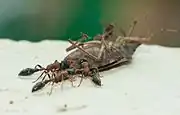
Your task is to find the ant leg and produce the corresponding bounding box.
[48,82,55,95]
[70,75,76,88]
[52,72,56,80]
[77,75,84,87]
[47,72,56,86]
[71,81,76,88]
[32,71,46,83]
[48,73,51,79]
[42,73,50,81]
[41,74,47,82]
[61,75,64,92]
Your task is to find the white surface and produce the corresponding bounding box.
[0,39,180,115]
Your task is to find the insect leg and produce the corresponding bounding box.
[52,72,56,80]
[98,43,105,59]
[127,20,137,37]
[41,73,49,82]
[61,75,64,91]
[101,37,109,50]
[68,39,99,61]
[46,73,54,86]
[77,75,84,87]
[48,82,55,95]
[70,75,76,87]
[32,71,46,83]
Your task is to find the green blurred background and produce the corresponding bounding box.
[0,0,180,46]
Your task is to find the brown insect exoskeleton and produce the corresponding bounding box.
[65,20,144,71]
